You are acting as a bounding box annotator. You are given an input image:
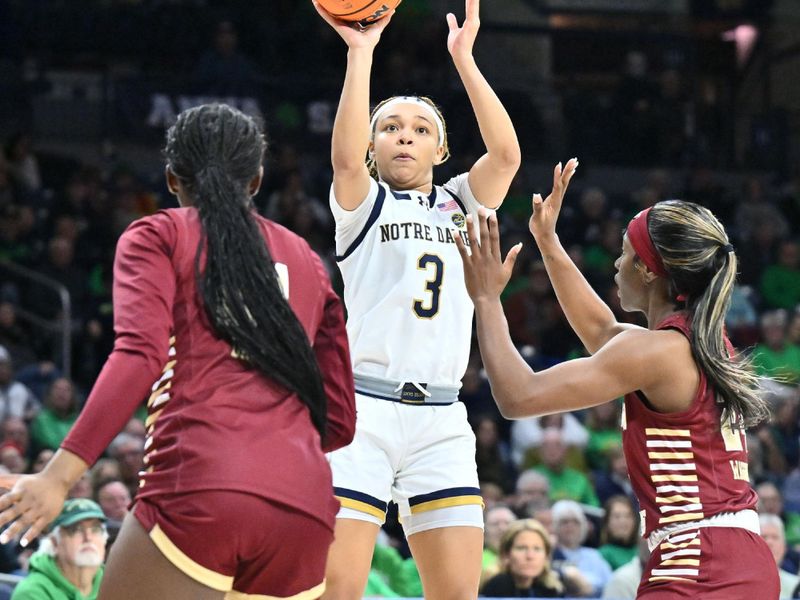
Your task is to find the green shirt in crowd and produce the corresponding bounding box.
[534,465,600,507]
[599,543,638,571]
[29,409,78,453]
[751,343,800,386]
[12,552,103,600]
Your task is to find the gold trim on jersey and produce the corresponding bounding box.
[141,336,177,492]
[646,428,690,436]
[225,581,325,600]
[409,495,484,514]
[150,524,233,591]
[336,497,387,521]
[658,512,704,524]
[648,531,702,583]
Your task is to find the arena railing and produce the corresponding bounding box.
[0,259,72,381]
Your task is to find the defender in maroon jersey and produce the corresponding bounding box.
[454,160,779,599]
[0,104,355,599]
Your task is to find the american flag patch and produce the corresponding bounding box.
[436,199,459,212]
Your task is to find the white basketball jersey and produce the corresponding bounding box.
[331,174,486,388]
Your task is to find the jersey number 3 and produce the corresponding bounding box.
[413,254,443,319]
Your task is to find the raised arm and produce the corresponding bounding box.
[313,1,394,209]
[530,160,640,353]
[455,209,689,419]
[448,0,521,208]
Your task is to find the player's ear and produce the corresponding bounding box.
[433,144,445,165]
[165,168,180,196]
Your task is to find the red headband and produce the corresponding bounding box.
[627,207,668,278]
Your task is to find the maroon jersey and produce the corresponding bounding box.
[62,208,355,527]
[622,313,757,540]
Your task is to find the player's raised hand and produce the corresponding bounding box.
[312,0,395,49]
[455,207,521,304]
[447,0,480,61]
[0,474,69,548]
[529,158,578,243]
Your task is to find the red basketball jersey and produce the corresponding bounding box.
[622,313,757,540]
[63,208,355,527]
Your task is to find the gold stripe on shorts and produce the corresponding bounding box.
[225,581,326,600]
[149,524,233,591]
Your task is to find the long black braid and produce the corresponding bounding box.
[164,104,327,438]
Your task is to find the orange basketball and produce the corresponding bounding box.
[317,0,401,24]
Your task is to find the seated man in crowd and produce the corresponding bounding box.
[11,498,106,600]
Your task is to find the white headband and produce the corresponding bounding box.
[369,96,445,147]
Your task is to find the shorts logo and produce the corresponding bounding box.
[451,213,466,229]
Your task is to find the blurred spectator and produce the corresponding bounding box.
[0,440,26,474]
[67,472,92,500]
[601,539,651,600]
[551,500,611,597]
[583,220,624,283]
[597,496,638,570]
[1,416,30,458]
[4,133,41,195]
[11,499,106,600]
[29,377,79,453]
[31,448,54,473]
[366,541,422,597]
[481,519,565,598]
[480,482,506,511]
[760,240,800,311]
[89,459,122,497]
[783,466,800,515]
[459,357,496,420]
[191,20,260,97]
[513,470,551,518]
[584,400,623,472]
[757,482,800,557]
[751,310,800,386]
[533,429,599,507]
[791,310,800,347]
[0,302,37,369]
[759,514,800,599]
[511,413,588,471]
[107,433,144,498]
[26,236,88,321]
[94,479,130,523]
[481,505,517,586]
[473,414,516,493]
[738,219,784,288]
[0,345,39,421]
[504,260,562,351]
[725,285,760,347]
[734,177,789,244]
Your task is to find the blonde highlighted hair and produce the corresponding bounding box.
[367,95,450,179]
[647,200,770,427]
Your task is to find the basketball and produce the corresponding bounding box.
[316,0,401,24]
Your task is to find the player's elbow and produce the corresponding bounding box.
[491,147,522,173]
[494,393,528,420]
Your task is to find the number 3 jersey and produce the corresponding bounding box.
[331,174,485,388]
[621,312,758,540]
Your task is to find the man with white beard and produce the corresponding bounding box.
[11,499,106,599]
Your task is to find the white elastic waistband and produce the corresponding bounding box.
[647,509,760,552]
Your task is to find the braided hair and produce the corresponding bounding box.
[164,104,327,438]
